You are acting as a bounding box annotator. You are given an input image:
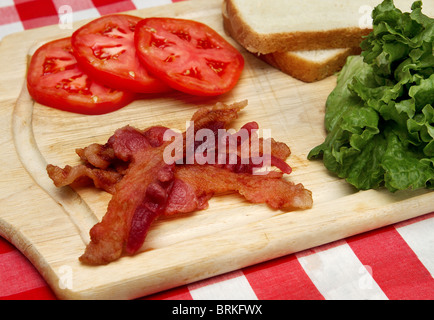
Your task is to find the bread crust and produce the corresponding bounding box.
[260,47,361,82]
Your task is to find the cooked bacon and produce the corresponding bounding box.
[50,125,170,196]
[46,164,122,194]
[183,101,292,174]
[79,145,174,265]
[47,101,313,265]
[189,100,247,132]
[76,143,115,170]
[165,165,312,215]
[108,125,152,162]
[76,125,169,168]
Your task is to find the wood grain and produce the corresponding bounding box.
[0,0,432,299]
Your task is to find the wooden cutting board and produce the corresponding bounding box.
[0,0,432,300]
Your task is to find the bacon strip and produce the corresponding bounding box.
[165,165,312,215]
[79,145,174,265]
[76,143,115,170]
[189,101,246,131]
[46,164,122,194]
[47,101,312,265]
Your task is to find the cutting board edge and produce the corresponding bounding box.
[14,187,431,300]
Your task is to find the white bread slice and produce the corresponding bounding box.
[222,3,360,82]
[260,48,361,82]
[223,0,433,82]
[224,0,432,54]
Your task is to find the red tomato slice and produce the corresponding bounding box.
[134,17,244,96]
[71,14,171,94]
[27,37,135,115]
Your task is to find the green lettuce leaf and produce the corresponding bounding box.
[308,0,434,191]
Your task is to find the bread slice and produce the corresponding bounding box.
[223,0,425,54]
[222,3,360,82]
[260,48,361,82]
[224,0,373,54]
[223,0,432,82]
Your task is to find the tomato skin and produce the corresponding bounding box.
[134,17,244,96]
[71,14,171,94]
[27,37,135,115]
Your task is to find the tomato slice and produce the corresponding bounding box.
[71,14,171,94]
[27,37,135,115]
[134,17,244,96]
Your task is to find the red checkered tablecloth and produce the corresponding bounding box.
[0,0,433,301]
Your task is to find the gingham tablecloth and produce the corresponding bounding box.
[0,0,433,301]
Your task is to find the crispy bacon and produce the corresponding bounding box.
[76,143,115,170]
[46,164,122,194]
[46,101,313,265]
[183,101,292,174]
[165,165,312,215]
[189,101,246,132]
[79,145,174,265]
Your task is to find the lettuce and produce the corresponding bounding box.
[308,0,434,191]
